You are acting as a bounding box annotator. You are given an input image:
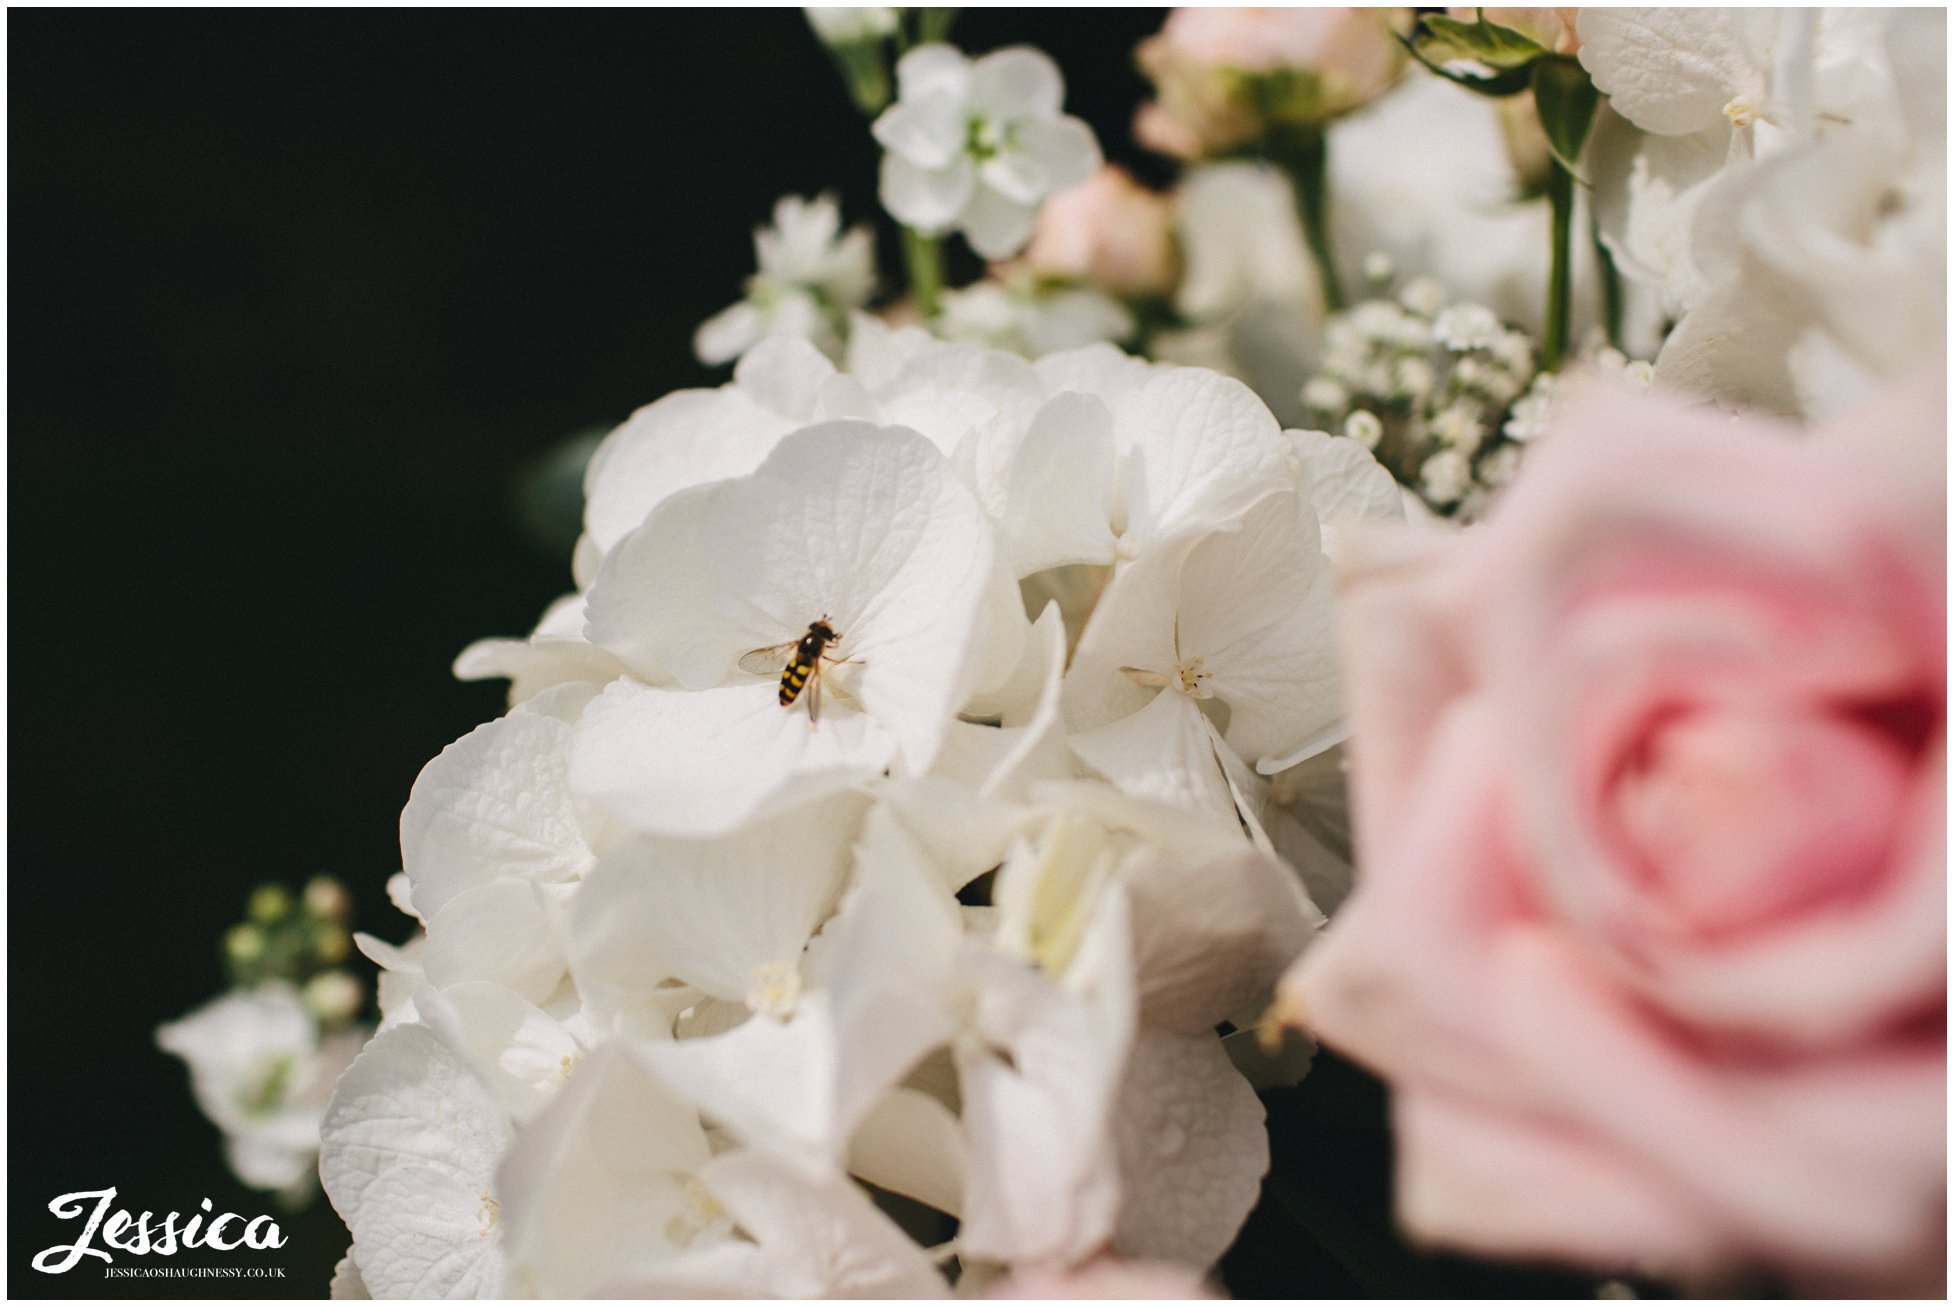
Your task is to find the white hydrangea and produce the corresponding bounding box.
[1582,8,1944,419]
[320,332,1395,1297]
[695,194,876,366]
[157,985,366,1198]
[873,45,1102,258]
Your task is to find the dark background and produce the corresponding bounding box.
[11,9,1616,1299]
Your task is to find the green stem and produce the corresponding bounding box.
[916,7,957,44]
[1592,217,1623,352]
[1543,159,1574,371]
[828,40,891,116]
[1274,126,1345,312]
[902,226,944,320]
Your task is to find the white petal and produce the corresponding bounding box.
[581,386,799,559]
[880,152,975,232]
[319,1024,513,1298]
[421,878,568,1006]
[586,422,998,774]
[894,42,971,103]
[414,982,583,1122]
[1576,9,1753,136]
[959,184,1040,260]
[871,90,967,169]
[940,601,1075,806]
[1060,537,1184,736]
[1118,842,1321,1036]
[875,340,1043,456]
[399,683,600,920]
[1066,687,1241,832]
[1017,115,1102,193]
[968,46,1063,119]
[966,389,1119,576]
[640,850,964,1164]
[693,299,765,366]
[980,148,1049,206]
[569,678,894,838]
[1287,427,1404,562]
[955,901,1135,1266]
[568,793,868,1011]
[1113,366,1292,551]
[734,333,839,420]
[1112,1027,1269,1267]
[848,1087,968,1217]
[1033,342,1159,406]
[1174,491,1343,767]
[700,1149,951,1298]
[329,1248,369,1299]
[495,1044,714,1297]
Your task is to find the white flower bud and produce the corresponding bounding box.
[1479,443,1524,488]
[804,6,897,46]
[1504,390,1554,442]
[1492,329,1536,376]
[1344,409,1384,449]
[1432,302,1504,352]
[1419,447,1473,505]
[1393,355,1435,401]
[1303,376,1349,413]
[303,876,352,924]
[1429,402,1487,455]
[1398,276,1448,318]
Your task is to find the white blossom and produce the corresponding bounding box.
[695,194,875,366]
[158,984,365,1197]
[874,45,1101,259]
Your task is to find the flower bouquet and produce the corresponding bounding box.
[159,7,1946,1298]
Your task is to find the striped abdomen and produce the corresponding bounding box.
[778,657,813,706]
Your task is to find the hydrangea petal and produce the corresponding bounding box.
[1113,367,1293,551]
[495,1044,714,1298]
[1111,1027,1269,1268]
[319,1024,513,1298]
[568,793,868,1012]
[420,877,569,1006]
[399,683,601,920]
[569,678,892,839]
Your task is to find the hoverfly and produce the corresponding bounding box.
[738,617,852,724]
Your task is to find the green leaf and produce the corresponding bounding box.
[1404,12,1547,97]
[1417,13,1548,69]
[1530,55,1601,175]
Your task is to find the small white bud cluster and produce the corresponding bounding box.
[1303,280,1542,521]
[1304,285,1656,522]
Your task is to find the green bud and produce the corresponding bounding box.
[247,884,293,924]
[313,922,351,965]
[303,970,365,1025]
[225,923,266,966]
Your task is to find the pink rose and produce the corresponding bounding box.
[1157,6,1402,77]
[1281,373,1947,1294]
[1135,8,1408,159]
[1023,166,1178,298]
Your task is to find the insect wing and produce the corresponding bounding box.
[738,641,798,677]
[805,658,824,725]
